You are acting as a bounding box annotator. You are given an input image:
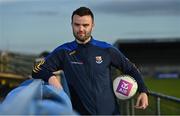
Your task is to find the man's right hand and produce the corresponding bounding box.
[48,76,63,90]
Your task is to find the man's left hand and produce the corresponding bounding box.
[135,92,148,110]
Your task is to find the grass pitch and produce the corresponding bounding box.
[144,78,180,98]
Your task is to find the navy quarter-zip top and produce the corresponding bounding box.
[32,37,148,114]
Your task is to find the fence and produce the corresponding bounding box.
[119,91,180,115]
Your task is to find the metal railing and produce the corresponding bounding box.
[119,91,180,115]
[149,91,180,115]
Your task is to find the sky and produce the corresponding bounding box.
[0,0,180,54]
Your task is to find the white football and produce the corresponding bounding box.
[113,75,138,100]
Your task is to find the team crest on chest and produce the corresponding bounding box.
[95,56,103,64]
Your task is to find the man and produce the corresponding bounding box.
[32,7,148,115]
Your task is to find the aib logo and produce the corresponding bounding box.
[116,79,133,96]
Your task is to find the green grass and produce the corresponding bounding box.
[144,78,180,98]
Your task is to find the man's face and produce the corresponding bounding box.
[72,15,94,42]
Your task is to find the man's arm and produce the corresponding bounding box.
[109,47,149,109]
[32,48,64,89]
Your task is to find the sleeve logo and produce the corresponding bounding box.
[33,58,45,73]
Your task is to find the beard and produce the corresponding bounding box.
[73,31,92,43]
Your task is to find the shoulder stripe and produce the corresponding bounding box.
[90,38,112,48]
[54,40,78,52]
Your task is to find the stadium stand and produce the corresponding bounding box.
[114,38,180,78]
